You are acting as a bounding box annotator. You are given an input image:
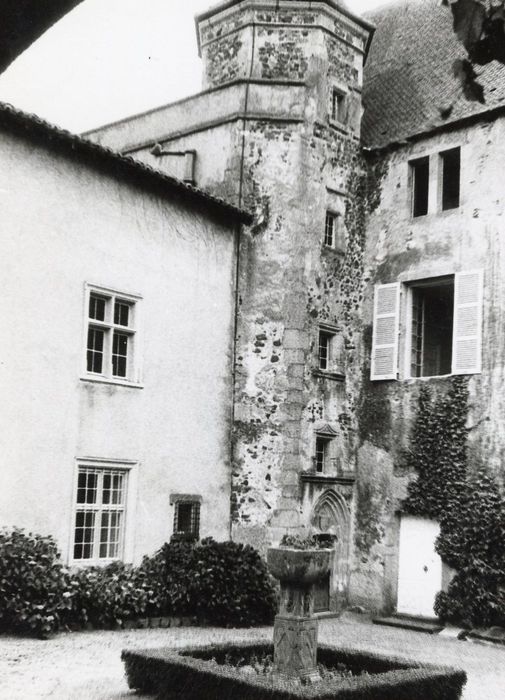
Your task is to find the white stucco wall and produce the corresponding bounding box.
[0,128,238,564]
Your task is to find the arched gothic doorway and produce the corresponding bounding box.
[310,490,351,612]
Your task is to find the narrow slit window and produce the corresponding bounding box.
[324,212,337,248]
[410,156,429,217]
[315,437,329,473]
[332,89,346,123]
[441,147,460,210]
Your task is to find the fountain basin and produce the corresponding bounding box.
[267,547,334,585]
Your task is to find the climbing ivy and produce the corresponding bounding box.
[402,378,469,520]
[401,376,505,628]
[435,470,505,628]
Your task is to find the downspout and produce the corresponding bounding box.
[228,19,257,539]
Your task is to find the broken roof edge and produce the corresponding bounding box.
[195,0,375,56]
[0,101,252,226]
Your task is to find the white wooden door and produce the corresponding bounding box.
[397,516,442,618]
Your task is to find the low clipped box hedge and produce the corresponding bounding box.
[122,641,467,700]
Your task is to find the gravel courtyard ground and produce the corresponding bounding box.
[0,614,503,699]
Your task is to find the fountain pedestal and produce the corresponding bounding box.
[267,547,334,683]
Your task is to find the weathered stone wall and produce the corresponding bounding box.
[196,2,371,614]
[353,117,505,611]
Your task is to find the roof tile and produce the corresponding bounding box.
[362,0,505,148]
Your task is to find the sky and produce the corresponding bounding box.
[0,0,385,133]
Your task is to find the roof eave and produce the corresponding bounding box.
[0,102,252,227]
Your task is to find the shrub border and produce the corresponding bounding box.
[122,641,467,699]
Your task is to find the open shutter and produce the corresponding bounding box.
[371,282,400,380]
[452,270,483,375]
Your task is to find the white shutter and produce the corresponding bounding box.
[452,270,483,375]
[371,282,401,380]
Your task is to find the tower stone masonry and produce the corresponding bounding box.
[196,0,372,612]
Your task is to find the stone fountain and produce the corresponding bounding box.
[267,544,334,683]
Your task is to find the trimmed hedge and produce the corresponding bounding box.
[0,529,276,636]
[122,641,467,700]
[0,528,73,637]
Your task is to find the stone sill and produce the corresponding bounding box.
[321,244,346,256]
[300,471,355,486]
[311,368,345,382]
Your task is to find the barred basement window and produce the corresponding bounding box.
[73,466,128,561]
[172,498,201,541]
[85,285,140,383]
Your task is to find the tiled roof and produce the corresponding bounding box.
[0,101,252,225]
[362,0,505,149]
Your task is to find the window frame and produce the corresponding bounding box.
[330,87,347,125]
[70,458,137,566]
[324,211,340,250]
[315,435,329,473]
[404,276,454,379]
[170,494,202,542]
[313,430,338,474]
[316,323,343,375]
[81,284,143,388]
[409,156,430,218]
[439,147,461,212]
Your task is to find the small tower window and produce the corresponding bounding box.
[325,212,337,248]
[318,330,333,370]
[332,88,346,123]
[315,436,329,473]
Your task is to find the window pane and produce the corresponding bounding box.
[89,295,106,321]
[112,333,128,378]
[87,328,104,374]
[100,511,122,559]
[102,471,124,505]
[74,511,95,560]
[114,301,130,327]
[77,470,98,504]
[102,473,111,504]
